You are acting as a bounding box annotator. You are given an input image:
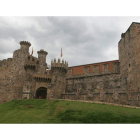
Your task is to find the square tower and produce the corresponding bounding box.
[119,22,140,94]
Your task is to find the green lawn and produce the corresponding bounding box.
[0,99,140,123]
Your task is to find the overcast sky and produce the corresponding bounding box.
[0,16,140,67]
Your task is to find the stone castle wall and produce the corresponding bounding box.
[11,42,32,100]
[62,74,127,104]
[1,22,140,106]
[119,22,140,106]
[0,58,14,103]
[0,41,32,103]
[62,61,127,104]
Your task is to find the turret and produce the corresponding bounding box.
[20,41,31,53]
[51,58,68,98]
[24,56,39,71]
[51,58,68,73]
[13,41,31,59]
[37,49,48,73]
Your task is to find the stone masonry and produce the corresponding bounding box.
[1,22,140,106]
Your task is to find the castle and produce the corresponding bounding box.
[1,22,140,106]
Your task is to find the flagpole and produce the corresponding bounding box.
[60,48,63,59]
[31,47,33,56]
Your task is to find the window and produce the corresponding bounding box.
[84,66,90,74]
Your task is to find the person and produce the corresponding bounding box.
[39,96,42,99]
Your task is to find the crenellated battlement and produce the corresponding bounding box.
[51,58,68,71]
[20,41,31,47]
[37,49,48,55]
[34,73,51,83]
[0,58,13,67]
[24,55,39,70]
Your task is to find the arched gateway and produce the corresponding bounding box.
[36,87,47,99]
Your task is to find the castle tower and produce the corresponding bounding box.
[12,41,31,81]
[51,58,68,98]
[37,49,48,73]
[22,56,39,99]
[20,41,31,53]
[119,22,140,101]
[11,41,32,99]
[13,41,31,59]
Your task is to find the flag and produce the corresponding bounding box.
[61,48,63,57]
[31,47,33,56]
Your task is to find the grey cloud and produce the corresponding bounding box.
[0,17,140,66]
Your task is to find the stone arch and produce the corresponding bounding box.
[36,87,47,99]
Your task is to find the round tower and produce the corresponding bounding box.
[51,58,68,98]
[20,41,31,53]
[13,41,31,59]
[37,49,48,73]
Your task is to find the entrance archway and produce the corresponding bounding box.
[36,87,47,99]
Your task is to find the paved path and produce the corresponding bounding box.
[58,99,140,109]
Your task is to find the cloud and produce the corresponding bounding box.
[0,16,140,66]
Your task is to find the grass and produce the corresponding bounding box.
[0,99,140,123]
